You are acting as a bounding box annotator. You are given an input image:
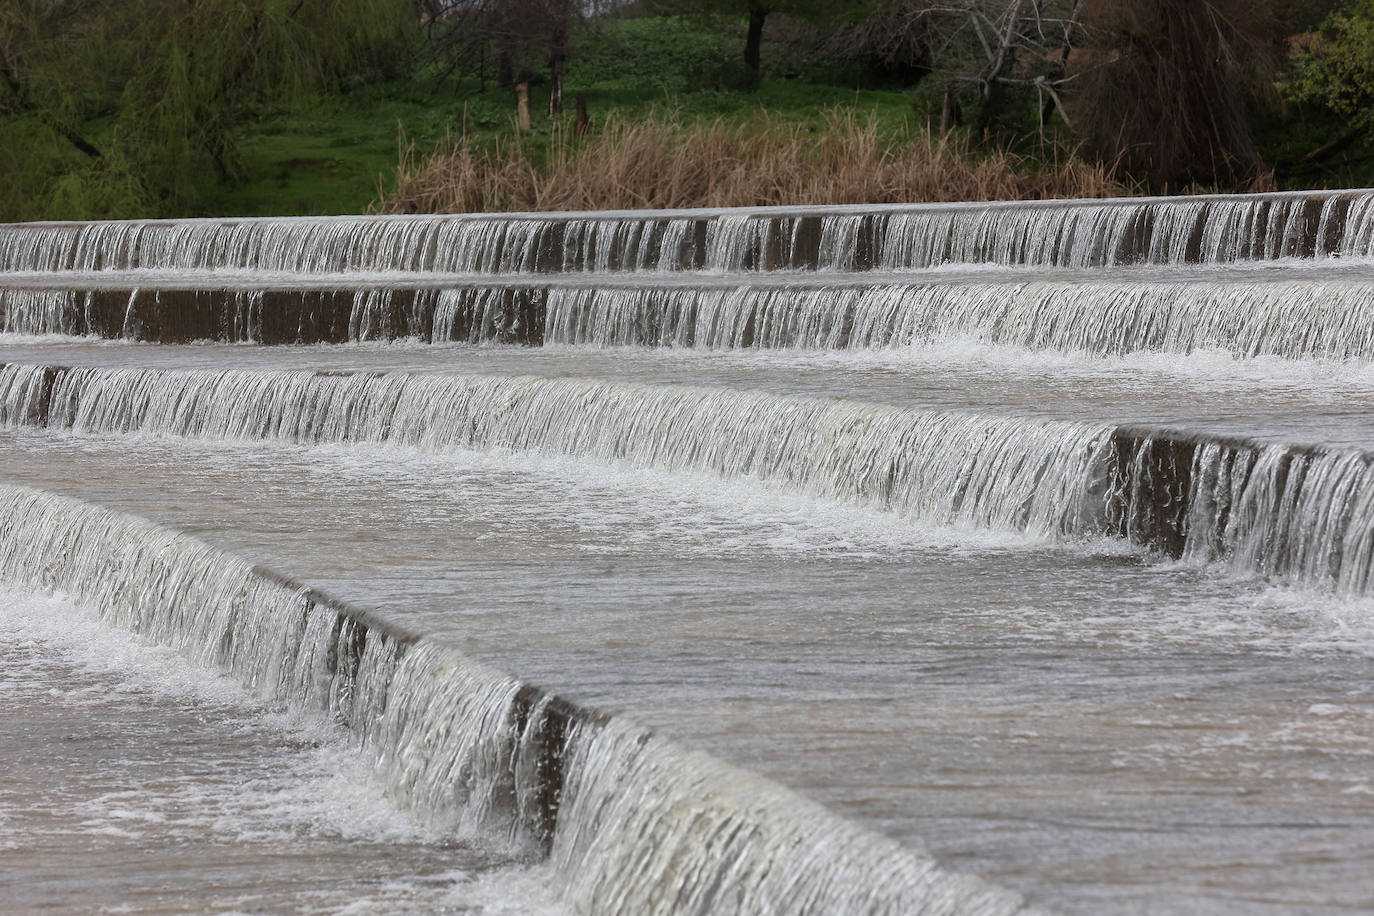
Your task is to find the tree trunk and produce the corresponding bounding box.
[549,56,564,116]
[1305,129,1361,163]
[548,9,568,117]
[497,42,514,89]
[977,0,1027,132]
[1,60,103,160]
[1040,0,1081,128]
[744,5,767,87]
[54,123,104,160]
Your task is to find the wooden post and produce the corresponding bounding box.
[515,83,532,132]
[939,86,961,136]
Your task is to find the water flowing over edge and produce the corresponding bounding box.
[0,481,1035,916]
[0,363,1114,538]
[2,189,1372,274]
[538,280,1374,362]
[2,363,1372,595]
[1109,428,1374,595]
[7,275,1374,363]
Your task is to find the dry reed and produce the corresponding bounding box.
[376,111,1128,214]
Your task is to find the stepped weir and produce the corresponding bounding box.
[3,189,1374,915]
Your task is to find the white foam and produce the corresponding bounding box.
[0,583,566,913]
[1,585,430,842]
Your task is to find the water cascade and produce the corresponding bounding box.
[0,483,1028,916]
[2,190,1371,275]
[4,190,1374,914]
[1109,430,1374,593]
[4,361,1374,594]
[3,189,1373,361]
[7,275,1374,360]
[539,276,1374,359]
[0,364,1113,539]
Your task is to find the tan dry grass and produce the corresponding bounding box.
[376,111,1128,214]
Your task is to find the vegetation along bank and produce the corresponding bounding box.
[3,0,1373,221]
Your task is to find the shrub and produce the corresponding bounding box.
[1282,0,1374,132]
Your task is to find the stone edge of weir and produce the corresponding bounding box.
[0,481,1041,916]
[2,186,1370,229]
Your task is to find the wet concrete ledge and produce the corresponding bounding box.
[1107,426,1371,561]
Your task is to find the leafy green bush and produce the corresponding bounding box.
[1282,0,1374,130]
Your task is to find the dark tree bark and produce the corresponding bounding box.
[549,56,564,115]
[497,40,515,89]
[1305,129,1362,163]
[939,84,962,135]
[548,10,568,116]
[976,0,1027,130]
[1074,0,1284,187]
[743,3,767,86]
[1040,0,1081,128]
[516,82,531,131]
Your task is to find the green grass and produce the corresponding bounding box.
[173,73,1374,218]
[193,86,454,216]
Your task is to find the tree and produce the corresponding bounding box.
[816,2,1082,131]
[663,0,861,87]
[424,0,598,113]
[0,0,415,220]
[1282,1,1374,134]
[934,0,1083,133]
[1069,0,1286,188]
[0,1,110,163]
[818,0,941,87]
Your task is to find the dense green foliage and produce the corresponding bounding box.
[0,0,413,220]
[2,1,1373,221]
[1282,0,1374,130]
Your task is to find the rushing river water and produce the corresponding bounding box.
[3,191,1374,915]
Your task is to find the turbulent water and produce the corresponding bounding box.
[3,189,1374,915]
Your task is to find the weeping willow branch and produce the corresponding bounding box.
[1,0,417,218]
[0,47,103,159]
